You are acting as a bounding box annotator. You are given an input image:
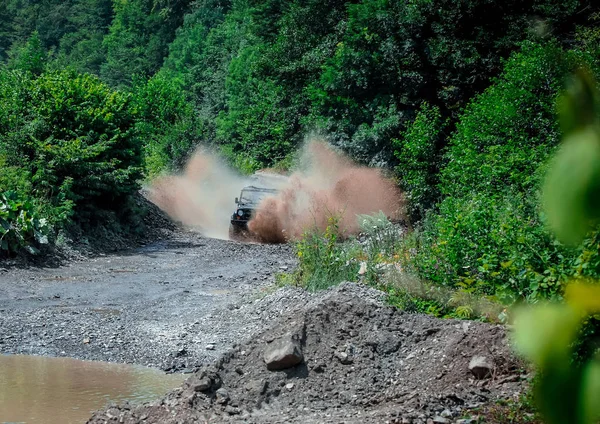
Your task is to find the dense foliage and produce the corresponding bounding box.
[513,71,600,424]
[1,0,600,313]
[408,40,600,302]
[0,67,143,254]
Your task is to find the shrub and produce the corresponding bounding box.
[406,41,600,302]
[0,69,143,226]
[393,103,445,221]
[411,193,571,302]
[0,190,50,256]
[293,215,360,292]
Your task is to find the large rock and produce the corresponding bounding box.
[469,355,493,379]
[263,334,304,371]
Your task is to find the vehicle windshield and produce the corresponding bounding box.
[239,188,275,205]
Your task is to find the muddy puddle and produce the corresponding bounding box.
[0,355,186,424]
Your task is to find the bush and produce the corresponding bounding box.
[0,190,50,256]
[292,215,359,292]
[411,193,571,302]
[393,103,445,221]
[406,41,600,302]
[0,68,143,226]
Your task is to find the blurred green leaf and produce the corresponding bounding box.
[565,282,600,315]
[543,127,600,244]
[558,68,600,136]
[580,361,600,424]
[513,303,580,365]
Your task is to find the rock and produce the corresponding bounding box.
[335,351,353,365]
[224,405,240,415]
[206,344,216,351]
[191,377,212,392]
[263,334,304,371]
[285,383,294,390]
[83,338,90,344]
[311,362,325,373]
[431,417,449,424]
[365,332,400,354]
[469,355,493,379]
[216,388,229,404]
[358,262,367,276]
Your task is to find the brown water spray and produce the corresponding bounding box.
[148,151,249,240]
[148,141,404,242]
[248,141,404,242]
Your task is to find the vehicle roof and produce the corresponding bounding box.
[241,185,278,193]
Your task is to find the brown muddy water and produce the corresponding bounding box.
[0,355,186,424]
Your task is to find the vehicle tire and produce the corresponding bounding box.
[229,224,243,241]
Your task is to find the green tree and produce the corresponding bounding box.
[309,0,591,164]
[408,41,599,301]
[8,31,47,74]
[393,103,445,220]
[52,0,114,75]
[0,69,143,225]
[101,0,193,87]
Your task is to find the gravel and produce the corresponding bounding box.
[0,230,295,372]
[88,283,528,424]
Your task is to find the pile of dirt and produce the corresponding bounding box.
[88,283,526,424]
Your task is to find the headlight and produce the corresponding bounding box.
[237,209,244,217]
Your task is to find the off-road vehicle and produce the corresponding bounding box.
[229,185,277,239]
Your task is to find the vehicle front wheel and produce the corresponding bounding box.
[229,224,244,241]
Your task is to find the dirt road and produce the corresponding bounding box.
[0,229,528,423]
[0,230,294,372]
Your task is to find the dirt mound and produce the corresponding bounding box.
[88,283,526,424]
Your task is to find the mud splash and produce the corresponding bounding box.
[148,152,247,240]
[148,141,403,242]
[249,142,403,242]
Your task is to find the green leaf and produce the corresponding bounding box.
[543,128,600,245]
[513,304,580,366]
[565,283,600,315]
[558,68,600,136]
[580,360,600,424]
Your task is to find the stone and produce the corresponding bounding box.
[216,388,229,404]
[285,383,294,390]
[431,417,449,424]
[311,362,325,373]
[263,334,304,371]
[225,405,240,415]
[206,344,216,350]
[335,351,353,365]
[469,355,493,379]
[191,377,212,392]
